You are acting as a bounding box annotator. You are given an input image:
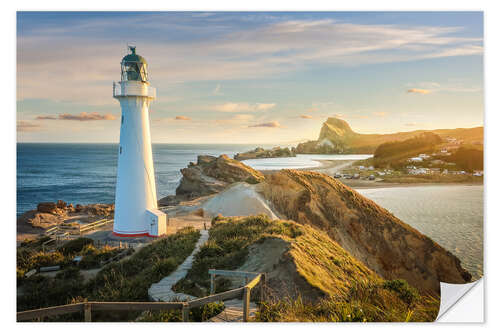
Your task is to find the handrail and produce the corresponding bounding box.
[17,270,266,322]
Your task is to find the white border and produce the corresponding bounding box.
[3,1,498,332]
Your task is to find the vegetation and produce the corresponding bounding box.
[174,215,304,297]
[372,132,442,169]
[174,215,439,322]
[255,281,438,322]
[17,228,205,322]
[443,147,483,172]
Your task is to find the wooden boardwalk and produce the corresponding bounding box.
[207,299,257,322]
[148,230,209,301]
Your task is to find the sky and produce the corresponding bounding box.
[16,11,484,144]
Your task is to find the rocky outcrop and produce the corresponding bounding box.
[175,154,265,198]
[17,201,114,231]
[234,146,296,161]
[295,117,484,154]
[258,169,471,293]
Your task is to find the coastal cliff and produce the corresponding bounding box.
[259,169,471,293]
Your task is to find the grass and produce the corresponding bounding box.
[174,215,440,322]
[17,227,202,322]
[255,281,439,322]
[173,215,304,297]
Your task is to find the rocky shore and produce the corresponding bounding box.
[234,146,295,161]
[17,200,114,241]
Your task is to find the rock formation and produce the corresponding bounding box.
[174,154,265,198]
[17,201,114,232]
[295,117,484,154]
[258,169,471,293]
[234,146,296,161]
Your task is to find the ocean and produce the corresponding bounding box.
[17,143,483,278]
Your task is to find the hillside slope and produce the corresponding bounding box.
[175,216,439,322]
[295,117,483,154]
[258,169,471,293]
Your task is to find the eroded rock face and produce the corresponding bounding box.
[175,154,265,198]
[259,169,472,293]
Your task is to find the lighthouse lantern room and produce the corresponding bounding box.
[112,46,167,237]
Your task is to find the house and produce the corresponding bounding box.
[358,166,365,170]
[368,166,374,171]
[473,171,484,177]
[408,168,429,175]
[408,157,423,163]
[418,154,431,160]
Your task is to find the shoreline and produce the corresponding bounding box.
[287,159,483,189]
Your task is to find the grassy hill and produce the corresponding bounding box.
[174,215,439,322]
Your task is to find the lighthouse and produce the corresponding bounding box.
[112,46,167,237]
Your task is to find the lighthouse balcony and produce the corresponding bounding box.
[113,81,156,99]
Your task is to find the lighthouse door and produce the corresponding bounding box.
[149,216,157,236]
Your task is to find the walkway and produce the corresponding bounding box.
[207,299,258,322]
[148,229,209,301]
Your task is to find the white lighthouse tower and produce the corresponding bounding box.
[112,46,167,237]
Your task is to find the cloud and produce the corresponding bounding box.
[249,121,281,128]
[37,112,117,121]
[175,116,191,120]
[36,115,58,120]
[407,88,431,94]
[17,15,482,105]
[300,115,313,119]
[212,84,222,95]
[255,103,276,111]
[212,102,276,112]
[372,112,387,117]
[17,120,41,132]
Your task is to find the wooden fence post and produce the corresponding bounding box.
[182,303,189,322]
[260,274,266,302]
[243,287,250,322]
[84,302,92,322]
[210,273,215,295]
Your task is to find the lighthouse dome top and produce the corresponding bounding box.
[121,46,148,65]
[120,46,149,82]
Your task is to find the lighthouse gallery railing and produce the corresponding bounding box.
[113,81,156,99]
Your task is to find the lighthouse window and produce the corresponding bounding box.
[121,115,124,124]
[120,146,122,154]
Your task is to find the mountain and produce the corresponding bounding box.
[295,117,483,154]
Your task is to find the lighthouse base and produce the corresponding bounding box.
[112,209,168,238]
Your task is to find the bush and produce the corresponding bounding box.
[382,279,420,305]
[58,238,94,255]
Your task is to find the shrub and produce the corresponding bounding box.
[58,238,94,255]
[382,279,420,305]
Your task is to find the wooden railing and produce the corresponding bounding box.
[79,219,113,235]
[17,270,266,322]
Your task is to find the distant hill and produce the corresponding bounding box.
[295,117,483,154]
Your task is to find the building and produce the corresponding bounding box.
[112,46,167,237]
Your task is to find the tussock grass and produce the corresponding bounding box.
[255,281,439,322]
